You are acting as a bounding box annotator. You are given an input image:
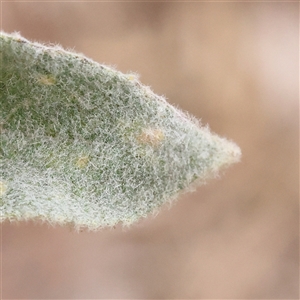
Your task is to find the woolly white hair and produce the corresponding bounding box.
[0,32,241,230]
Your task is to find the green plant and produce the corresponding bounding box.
[0,32,241,230]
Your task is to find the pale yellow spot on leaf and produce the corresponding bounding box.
[137,128,164,147]
[0,181,8,196]
[38,74,56,85]
[76,156,89,168]
[127,74,136,81]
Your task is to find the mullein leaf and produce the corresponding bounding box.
[0,32,241,230]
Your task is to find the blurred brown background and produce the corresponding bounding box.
[1,1,299,299]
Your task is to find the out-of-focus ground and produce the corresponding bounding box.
[1,2,298,299]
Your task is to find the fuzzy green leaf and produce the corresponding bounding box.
[0,32,241,230]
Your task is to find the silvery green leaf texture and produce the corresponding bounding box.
[0,32,241,230]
